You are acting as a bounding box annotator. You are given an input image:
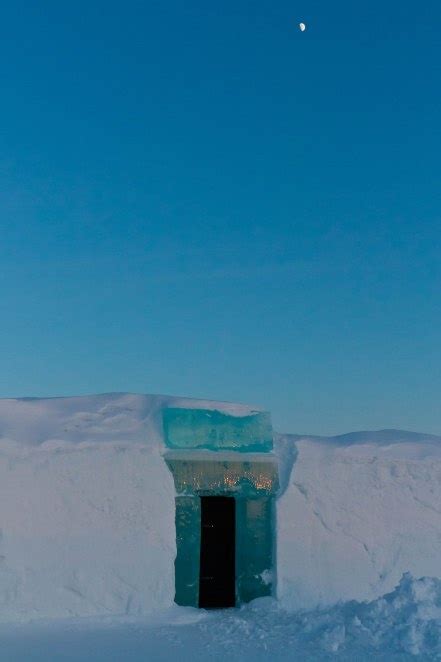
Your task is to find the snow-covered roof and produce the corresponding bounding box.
[0,392,263,449]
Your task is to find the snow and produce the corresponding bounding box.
[276,430,441,609]
[2,574,441,660]
[0,440,176,620]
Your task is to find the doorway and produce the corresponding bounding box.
[199,496,236,608]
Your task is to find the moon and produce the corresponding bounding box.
[299,22,306,32]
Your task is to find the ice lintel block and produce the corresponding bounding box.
[165,451,279,497]
[163,407,273,452]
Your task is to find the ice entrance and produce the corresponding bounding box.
[165,452,278,607]
[199,496,236,608]
[163,406,278,609]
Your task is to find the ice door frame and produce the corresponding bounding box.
[166,451,279,608]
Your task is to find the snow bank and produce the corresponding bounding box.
[277,431,441,610]
[337,572,441,658]
[196,573,441,659]
[0,392,259,622]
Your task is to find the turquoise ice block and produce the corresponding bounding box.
[163,408,273,452]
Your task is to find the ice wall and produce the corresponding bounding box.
[277,432,441,610]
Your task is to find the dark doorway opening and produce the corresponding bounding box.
[199,496,236,608]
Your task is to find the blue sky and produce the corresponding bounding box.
[1,0,440,434]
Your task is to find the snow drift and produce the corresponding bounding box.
[186,573,441,659]
[202,573,441,659]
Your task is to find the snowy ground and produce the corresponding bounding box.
[2,575,441,661]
